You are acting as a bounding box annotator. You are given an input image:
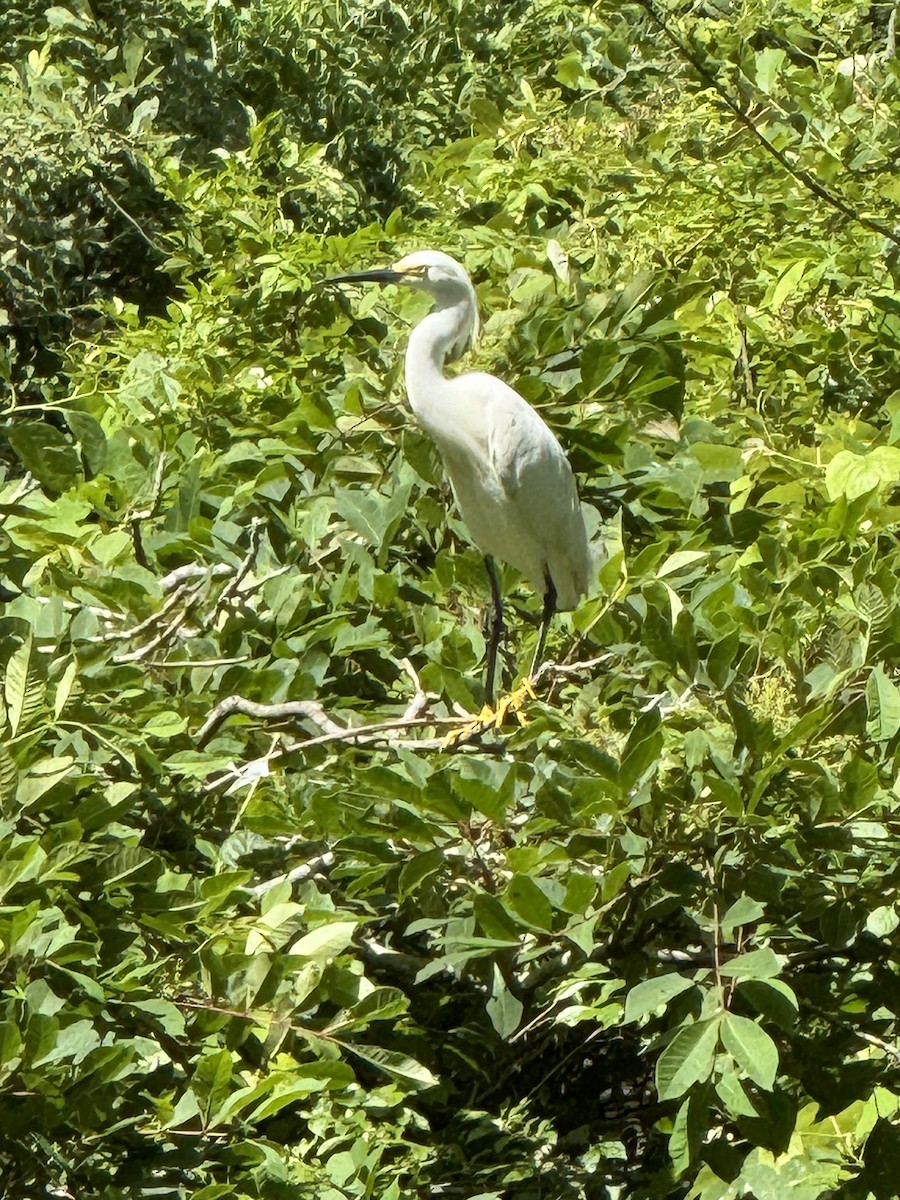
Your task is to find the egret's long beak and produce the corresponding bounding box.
[326,267,406,286]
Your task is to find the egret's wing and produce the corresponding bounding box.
[486,392,557,497]
[483,381,589,606]
[430,373,589,606]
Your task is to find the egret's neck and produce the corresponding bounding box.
[404,301,471,419]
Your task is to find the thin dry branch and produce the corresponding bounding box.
[250,852,336,897]
[112,583,205,663]
[93,175,170,257]
[533,654,612,684]
[197,697,346,746]
[398,656,438,721]
[159,562,233,593]
[107,563,237,661]
[102,579,195,642]
[129,452,168,568]
[196,693,456,751]
[217,517,264,609]
[5,471,38,504]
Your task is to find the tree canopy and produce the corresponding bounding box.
[3,1,900,1196]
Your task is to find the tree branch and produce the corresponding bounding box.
[633,0,900,248]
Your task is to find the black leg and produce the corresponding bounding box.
[483,556,504,706]
[531,570,557,678]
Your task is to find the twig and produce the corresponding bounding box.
[250,852,336,897]
[106,563,239,658]
[217,517,264,609]
[398,656,438,720]
[159,562,233,594]
[277,713,452,750]
[129,452,167,523]
[197,697,348,746]
[130,452,167,568]
[4,471,38,504]
[92,175,169,257]
[533,654,612,684]
[198,658,445,750]
[357,934,427,981]
[144,656,249,668]
[101,580,194,641]
[112,584,204,663]
[856,1029,900,1063]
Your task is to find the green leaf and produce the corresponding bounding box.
[290,921,358,960]
[866,665,900,741]
[486,965,523,1039]
[6,421,81,491]
[825,447,900,501]
[345,1043,437,1089]
[144,711,188,739]
[555,52,587,89]
[52,659,78,721]
[0,745,18,808]
[718,947,784,980]
[4,634,42,738]
[504,875,554,931]
[64,411,107,474]
[715,1057,759,1118]
[656,550,707,578]
[351,987,409,1025]
[619,711,663,791]
[398,848,444,898]
[865,905,899,937]
[737,980,798,1031]
[720,1012,778,1090]
[625,974,695,1024]
[767,258,807,310]
[720,895,766,940]
[755,47,786,94]
[655,1017,721,1101]
[192,1048,234,1124]
[17,757,77,809]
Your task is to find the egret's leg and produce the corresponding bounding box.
[530,572,557,678]
[484,556,505,706]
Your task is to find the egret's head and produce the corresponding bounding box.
[329,248,479,359]
[393,250,478,358]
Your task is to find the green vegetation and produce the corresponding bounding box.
[3,0,900,1195]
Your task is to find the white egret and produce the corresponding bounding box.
[329,249,590,703]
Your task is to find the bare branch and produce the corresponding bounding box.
[399,656,438,721]
[102,580,195,642]
[159,563,233,594]
[112,584,204,663]
[144,656,250,668]
[533,654,612,684]
[250,852,336,898]
[217,517,264,609]
[130,453,168,568]
[4,472,38,504]
[197,696,347,746]
[92,175,170,257]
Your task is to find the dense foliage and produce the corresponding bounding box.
[3,0,900,1195]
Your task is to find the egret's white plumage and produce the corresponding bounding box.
[330,249,590,696]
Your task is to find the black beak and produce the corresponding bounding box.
[326,268,405,286]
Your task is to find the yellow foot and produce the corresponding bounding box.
[441,678,537,748]
[491,677,536,726]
